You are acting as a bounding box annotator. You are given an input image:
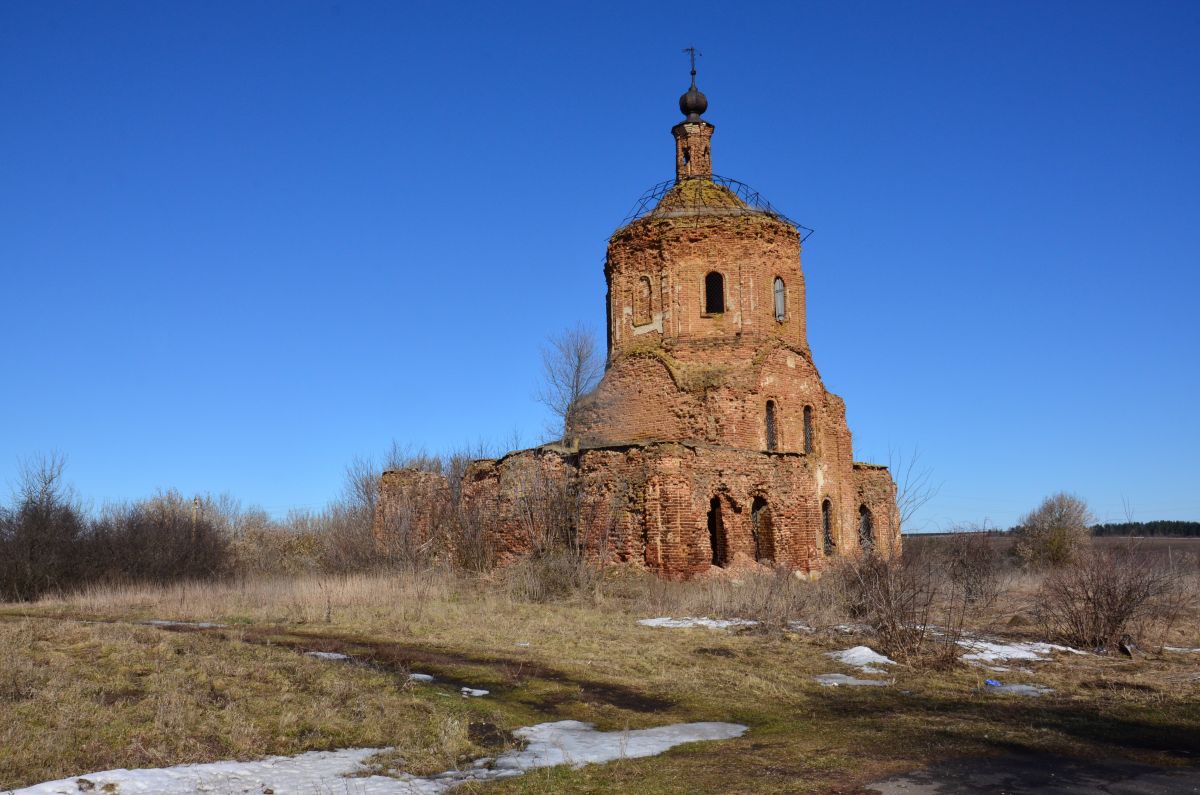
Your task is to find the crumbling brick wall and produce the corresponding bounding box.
[455,441,900,581]
[373,469,452,562]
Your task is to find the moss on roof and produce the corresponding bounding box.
[652,178,747,215]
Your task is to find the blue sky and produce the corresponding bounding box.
[2,1,1197,529]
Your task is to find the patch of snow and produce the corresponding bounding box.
[827,646,896,671]
[957,638,1085,663]
[10,720,747,795]
[460,687,489,697]
[986,683,1053,697]
[515,642,531,647]
[142,620,226,629]
[407,673,435,683]
[304,651,350,661]
[786,621,814,633]
[814,673,890,687]
[1164,646,1200,654]
[638,616,758,630]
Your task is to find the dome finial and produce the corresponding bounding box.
[679,46,707,121]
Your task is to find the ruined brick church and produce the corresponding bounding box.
[376,69,899,579]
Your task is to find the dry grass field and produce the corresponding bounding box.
[2,551,1199,793]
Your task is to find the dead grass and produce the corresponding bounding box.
[3,566,1200,793]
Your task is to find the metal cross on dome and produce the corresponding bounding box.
[682,46,701,83]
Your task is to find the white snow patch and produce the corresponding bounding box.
[10,720,747,794]
[826,646,896,671]
[1164,646,1200,654]
[460,687,489,697]
[407,673,435,683]
[957,639,1085,663]
[143,620,226,629]
[305,651,350,661]
[497,719,746,769]
[814,673,890,687]
[987,683,1053,697]
[638,616,758,630]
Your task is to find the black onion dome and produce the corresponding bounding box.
[679,83,707,121]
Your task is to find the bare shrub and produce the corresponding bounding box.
[926,526,1009,613]
[0,454,88,601]
[89,491,230,584]
[834,540,1006,666]
[503,549,604,603]
[835,553,940,663]
[1035,543,1190,651]
[1013,492,1093,568]
[501,455,613,603]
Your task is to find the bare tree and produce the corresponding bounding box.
[536,325,603,438]
[888,447,940,533]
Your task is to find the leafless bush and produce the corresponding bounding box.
[501,455,613,602]
[503,549,605,603]
[1013,492,1093,568]
[89,491,230,584]
[834,539,1007,666]
[0,454,88,601]
[1035,542,1191,651]
[835,552,942,663]
[924,526,1009,613]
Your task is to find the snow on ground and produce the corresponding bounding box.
[957,638,1085,664]
[460,687,489,697]
[986,683,1054,697]
[1165,646,1200,653]
[408,673,435,683]
[813,673,890,687]
[305,651,350,661]
[10,721,747,795]
[826,646,896,673]
[497,720,746,770]
[142,620,226,629]
[638,617,758,630]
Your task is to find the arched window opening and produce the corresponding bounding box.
[803,405,814,454]
[859,505,874,551]
[822,499,835,556]
[751,496,775,563]
[634,275,652,326]
[704,271,725,314]
[773,276,786,321]
[682,146,691,166]
[765,400,778,452]
[708,496,727,567]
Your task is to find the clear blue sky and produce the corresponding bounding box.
[2,1,1198,529]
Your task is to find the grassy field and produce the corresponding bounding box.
[906,533,1200,562]
[2,564,1199,793]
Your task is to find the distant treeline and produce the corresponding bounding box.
[1091,521,1200,538]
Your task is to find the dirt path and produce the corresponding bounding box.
[867,753,1200,794]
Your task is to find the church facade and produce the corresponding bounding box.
[376,74,899,579]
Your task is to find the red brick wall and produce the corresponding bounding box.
[456,442,900,580]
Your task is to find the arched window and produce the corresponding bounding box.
[765,400,778,452]
[704,271,725,314]
[634,275,652,326]
[803,405,814,454]
[822,499,835,556]
[751,496,775,563]
[708,496,727,567]
[859,505,874,551]
[773,276,786,321]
